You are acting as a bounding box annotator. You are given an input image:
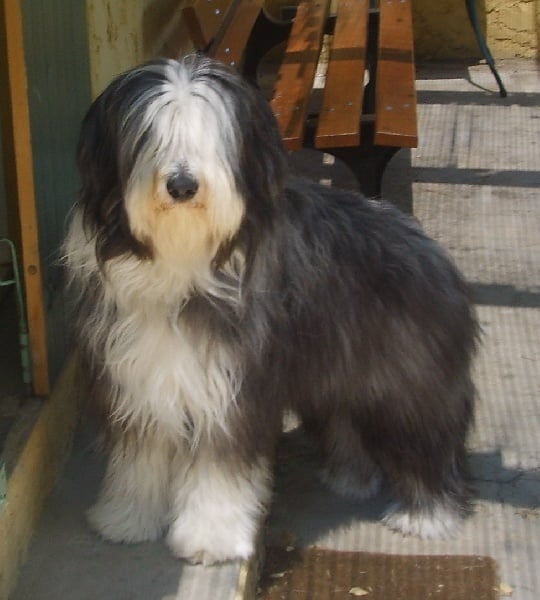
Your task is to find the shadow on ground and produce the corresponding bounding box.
[267,426,540,548]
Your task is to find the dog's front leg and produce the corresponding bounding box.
[166,443,272,565]
[88,433,174,544]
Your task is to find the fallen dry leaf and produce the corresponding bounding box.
[499,582,514,596]
[349,587,370,596]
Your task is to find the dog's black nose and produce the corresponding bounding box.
[166,172,199,201]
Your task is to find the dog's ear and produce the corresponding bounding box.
[228,79,288,234]
[76,79,153,264]
[77,90,122,228]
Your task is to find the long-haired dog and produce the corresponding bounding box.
[63,55,478,565]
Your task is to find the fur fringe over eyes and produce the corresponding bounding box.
[63,55,479,564]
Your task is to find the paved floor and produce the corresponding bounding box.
[11,59,540,599]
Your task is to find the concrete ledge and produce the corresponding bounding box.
[0,354,82,598]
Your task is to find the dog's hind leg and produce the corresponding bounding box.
[303,408,383,501]
[87,431,173,543]
[360,380,474,540]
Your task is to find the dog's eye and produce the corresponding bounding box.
[166,172,199,201]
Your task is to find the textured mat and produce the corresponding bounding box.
[258,547,499,600]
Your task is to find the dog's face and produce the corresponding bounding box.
[77,56,287,268]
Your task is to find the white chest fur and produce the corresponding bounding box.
[64,210,243,444]
[101,299,241,444]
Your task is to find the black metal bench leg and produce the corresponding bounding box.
[327,145,400,199]
[465,0,507,97]
[303,119,401,199]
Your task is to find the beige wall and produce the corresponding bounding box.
[86,0,192,96]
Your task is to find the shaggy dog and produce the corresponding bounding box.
[63,55,478,565]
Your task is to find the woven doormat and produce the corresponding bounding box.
[258,547,499,600]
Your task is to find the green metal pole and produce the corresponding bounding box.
[465,0,507,97]
[0,237,32,388]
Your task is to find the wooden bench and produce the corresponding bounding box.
[172,0,417,197]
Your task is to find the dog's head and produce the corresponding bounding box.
[77,55,287,267]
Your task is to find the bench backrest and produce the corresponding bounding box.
[181,0,417,151]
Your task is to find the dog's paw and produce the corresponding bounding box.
[87,499,165,544]
[382,502,461,540]
[166,518,254,565]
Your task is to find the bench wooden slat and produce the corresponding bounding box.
[183,0,236,50]
[315,0,369,149]
[212,0,264,67]
[375,0,417,147]
[270,0,331,151]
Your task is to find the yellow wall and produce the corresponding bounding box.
[486,0,539,58]
[413,0,539,59]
